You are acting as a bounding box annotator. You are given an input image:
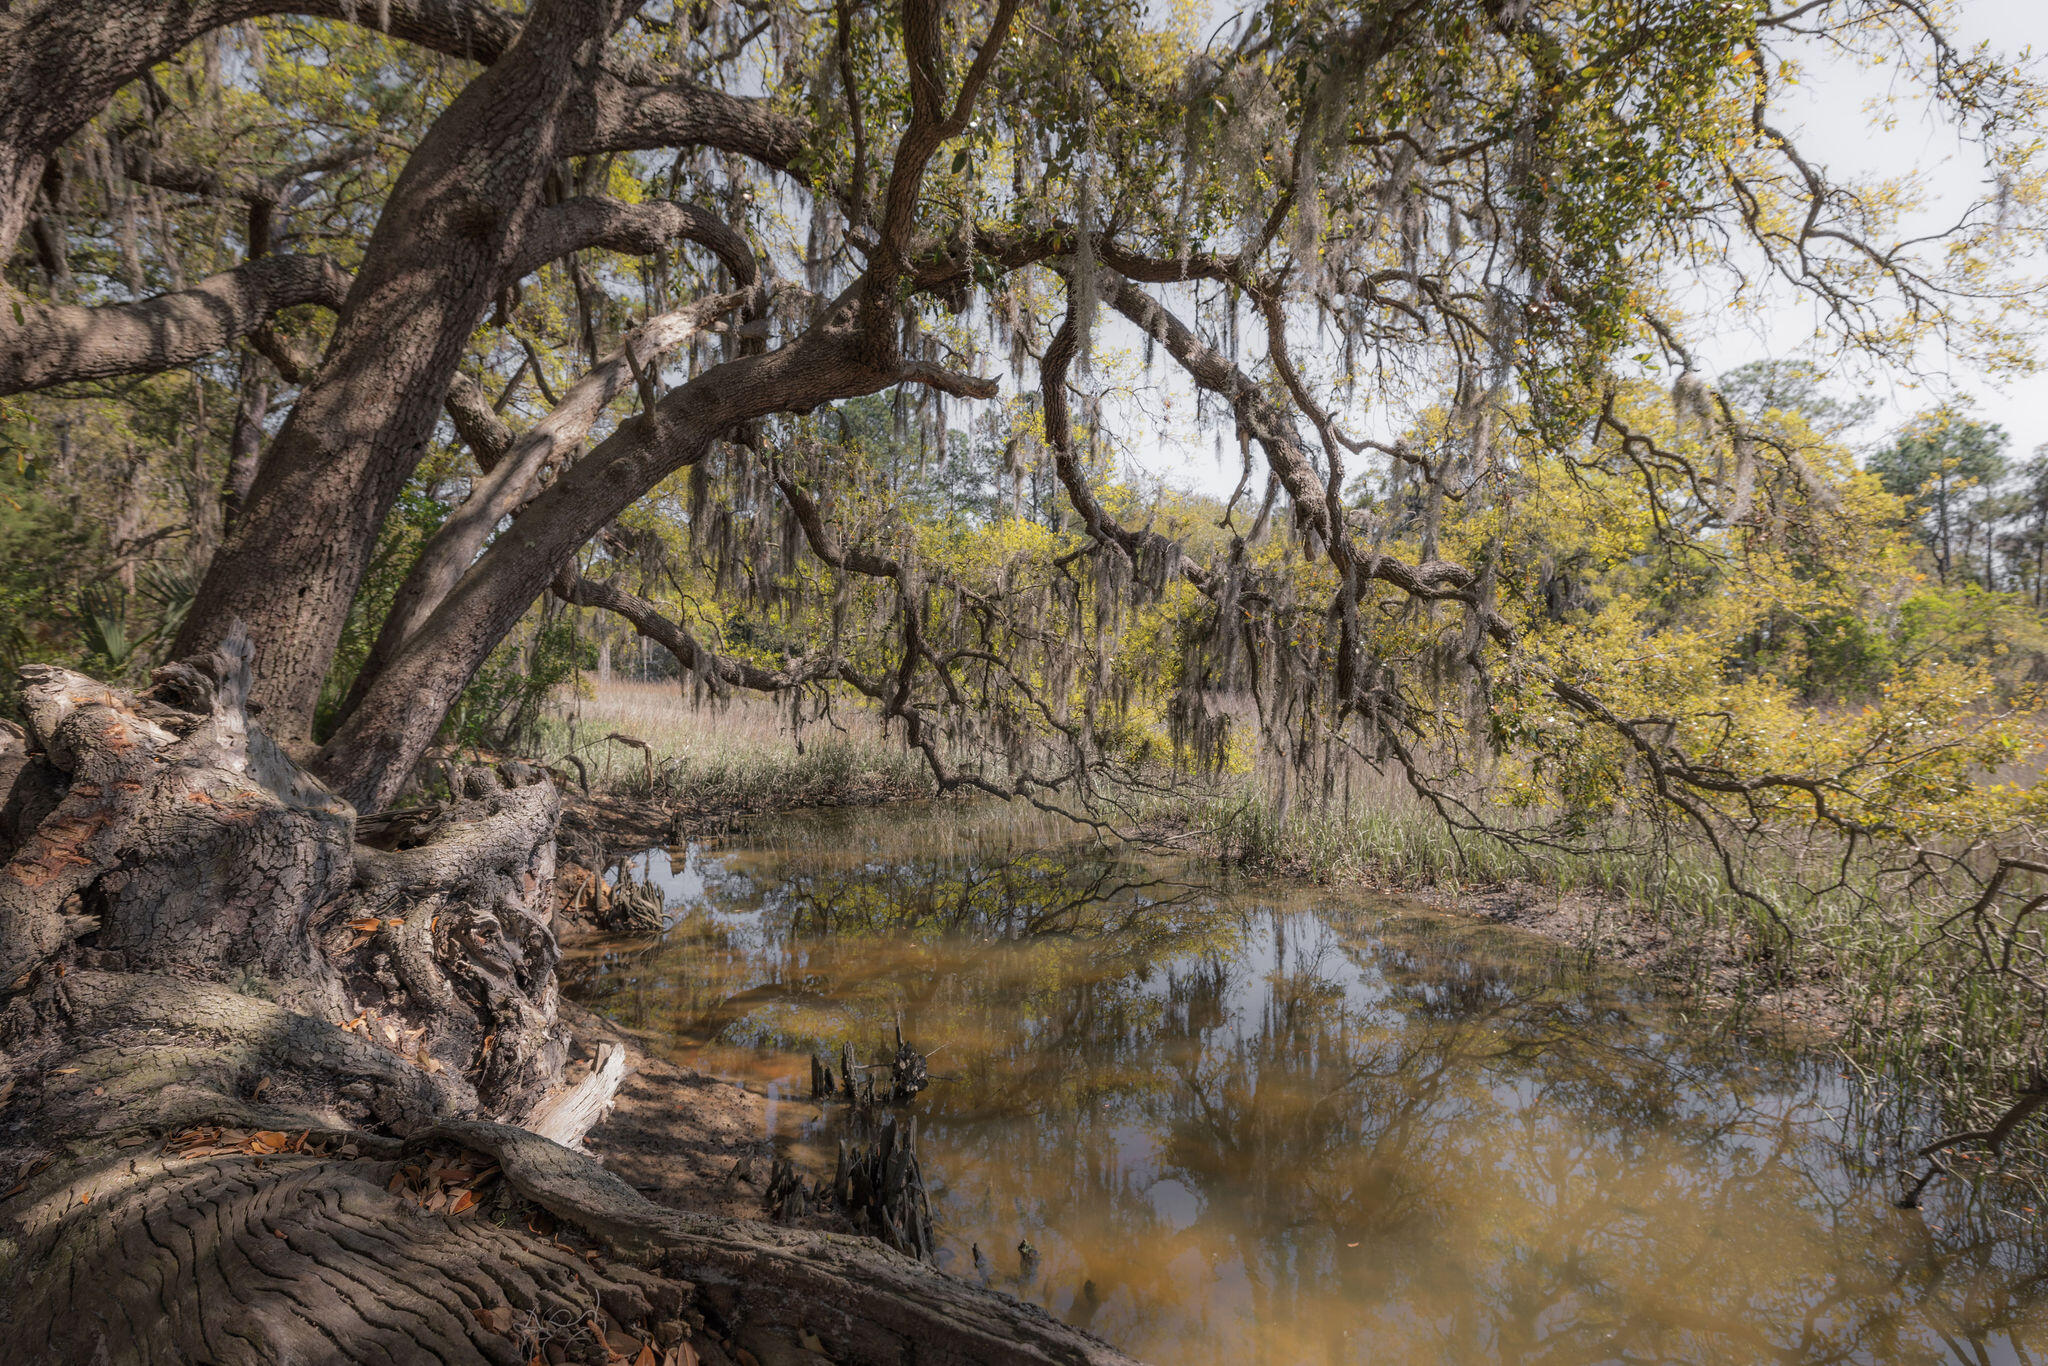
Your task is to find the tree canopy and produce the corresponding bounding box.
[3,0,2048,1037]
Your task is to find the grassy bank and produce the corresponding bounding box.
[535,680,933,812]
[1135,764,2047,1168]
[533,684,2042,1177]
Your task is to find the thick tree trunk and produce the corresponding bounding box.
[314,317,905,811]
[170,0,618,742]
[0,645,1138,1366]
[0,629,565,1110]
[333,294,745,731]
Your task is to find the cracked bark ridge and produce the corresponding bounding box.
[349,767,568,1119]
[1,627,353,1012]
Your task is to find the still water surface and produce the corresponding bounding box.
[561,804,2048,1364]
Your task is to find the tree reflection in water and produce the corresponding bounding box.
[562,806,2048,1365]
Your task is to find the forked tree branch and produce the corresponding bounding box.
[0,254,351,395]
[339,289,755,726]
[507,197,759,288]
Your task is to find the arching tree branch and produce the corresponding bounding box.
[567,73,811,167]
[508,197,759,288]
[443,371,515,472]
[0,253,350,394]
[341,289,755,726]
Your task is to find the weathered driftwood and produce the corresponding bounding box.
[524,1040,629,1147]
[0,643,1139,1366]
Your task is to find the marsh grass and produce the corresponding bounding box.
[539,681,2045,1178]
[536,680,933,810]
[1137,760,2048,1173]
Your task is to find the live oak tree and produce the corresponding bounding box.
[2,0,2048,1362]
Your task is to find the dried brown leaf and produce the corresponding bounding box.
[471,1305,516,1336]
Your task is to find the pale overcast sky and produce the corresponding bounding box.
[1113,0,2048,501]
[1704,0,2048,459]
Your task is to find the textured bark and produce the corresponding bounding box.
[566,72,811,167]
[222,352,271,530]
[509,197,761,286]
[313,312,900,810]
[0,634,569,1110]
[337,292,751,729]
[0,721,63,866]
[0,253,351,396]
[522,1040,626,1147]
[351,768,568,1118]
[170,0,629,740]
[0,0,517,266]
[444,372,515,472]
[0,633,352,1011]
[1,1115,1136,1366]
[0,647,1137,1366]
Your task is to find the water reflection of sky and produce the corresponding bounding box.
[570,805,2048,1366]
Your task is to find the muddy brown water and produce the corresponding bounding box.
[561,803,2048,1364]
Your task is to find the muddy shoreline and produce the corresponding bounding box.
[558,999,778,1223]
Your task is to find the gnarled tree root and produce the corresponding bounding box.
[3,1116,1130,1365]
[0,644,1135,1365]
[0,971,1132,1363]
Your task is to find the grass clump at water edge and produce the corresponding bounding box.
[1134,761,2048,1192]
[534,680,934,812]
